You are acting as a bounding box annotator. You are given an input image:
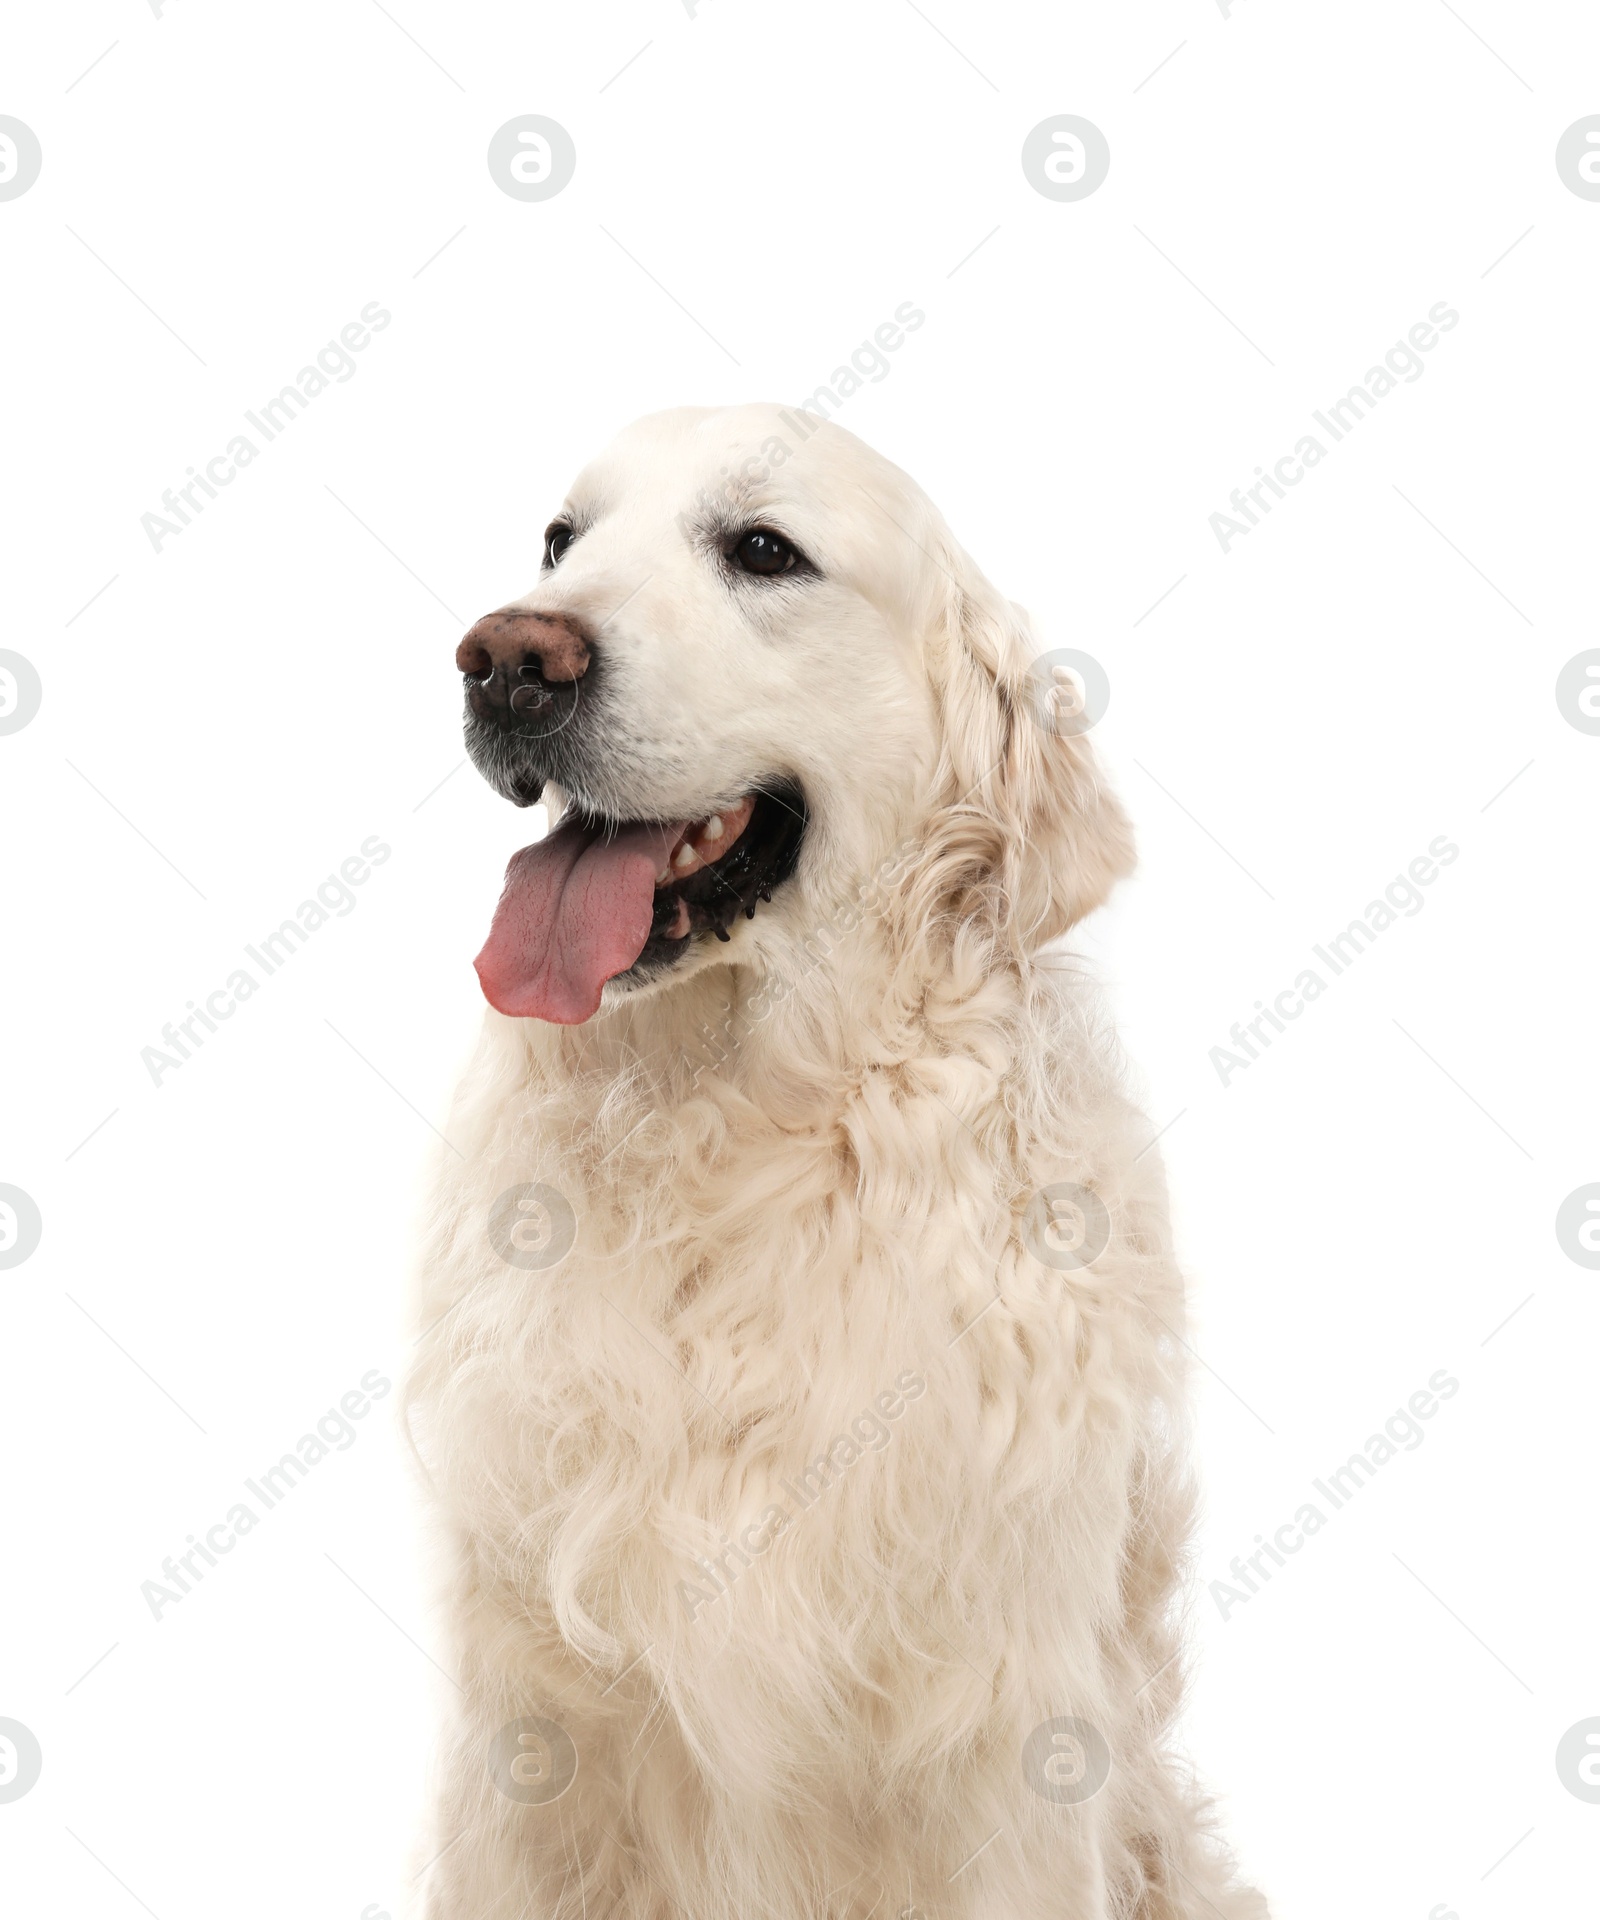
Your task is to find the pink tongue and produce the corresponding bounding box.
[474,816,687,1024]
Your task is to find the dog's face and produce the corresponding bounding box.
[459,404,1131,1024]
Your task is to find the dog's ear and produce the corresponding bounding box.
[916,552,1134,954]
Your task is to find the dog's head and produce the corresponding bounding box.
[459,404,1132,1024]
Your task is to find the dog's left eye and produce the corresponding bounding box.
[732,527,799,577]
[544,522,574,569]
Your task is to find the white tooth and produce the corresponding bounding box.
[655,865,671,884]
[703,815,724,842]
[673,843,697,871]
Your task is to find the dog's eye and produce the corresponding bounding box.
[732,527,798,577]
[544,523,574,569]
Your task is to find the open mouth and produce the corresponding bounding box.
[473,783,806,1024]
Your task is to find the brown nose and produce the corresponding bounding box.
[455,609,592,723]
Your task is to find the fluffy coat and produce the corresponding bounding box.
[407,406,1265,1920]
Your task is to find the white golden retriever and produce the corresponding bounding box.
[408,405,1266,1919]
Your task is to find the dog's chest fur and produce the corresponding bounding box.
[413,995,1180,1778]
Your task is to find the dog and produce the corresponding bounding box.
[407,405,1267,1919]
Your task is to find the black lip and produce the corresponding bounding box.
[626,782,808,979]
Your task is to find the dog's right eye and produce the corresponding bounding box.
[543,523,574,569]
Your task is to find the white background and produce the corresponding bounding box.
[3,3,1597,1915]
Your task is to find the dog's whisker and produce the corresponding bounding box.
[749,780,809,827]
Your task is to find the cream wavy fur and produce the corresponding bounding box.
[408,406,1266,1919]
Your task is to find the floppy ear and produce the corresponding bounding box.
[916,553,1134,956]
